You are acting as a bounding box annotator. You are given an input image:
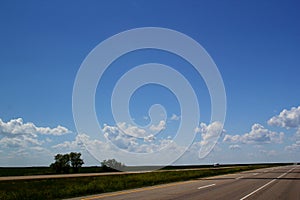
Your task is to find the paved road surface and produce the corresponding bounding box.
[71,165,299,200]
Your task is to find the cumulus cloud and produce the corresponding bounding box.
[52,133,90,150]
[285,141,300,152]
[268,105,300,134]
[117,122,147,138]
[229,144,241,150]
[223,123,284,144]
[53,131,180,160]
[170,114,180,121]
[268,106,300,128]
[195,121,225,146]
[143,116,149,120]
[102,122,173,153]
[0,117,71,156]
[144,134,155,142]
[149,120,166,132]
[0,118,73,166]
[296,129,300,138]
[0,118,71,136]
[105,121,166,141]
[0,135,42,148]
[103,124,138,150]
[194,121,225,159]
[89,122,181,155]
[259,149,277,156]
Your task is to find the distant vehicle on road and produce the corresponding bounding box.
[213,163,220,167]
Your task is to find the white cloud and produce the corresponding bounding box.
[0,118,71,166]
[285,141,300,152]
[101,122,171,153]
[0,135,42,148]
[195,121,225,146]
[223,123,284,144]
[149,120,166,132]
[37,125,70,135]
[223,135,240,143]
[106,122,178,149]
[143,116,149,120]
[103,121,166,142]
[52,131,185,166]
[144,134,155,142]
[102,124,139,150]
[52,133,87,150]
[117,122,147,138]
[0,118,71,136]
[229,144,241,150]
[194,121,225,159]
[268,106,300,129]
[296,128,300,138]
[259,149,277,156]
[30,146,46,152]
[170,114,180,121]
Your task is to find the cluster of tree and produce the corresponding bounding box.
[101,159,125,171]
[50,152,84,173]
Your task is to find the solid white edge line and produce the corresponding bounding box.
[236,176,244,180]
[197,184,216,190]
[240,167,296,200]
[240,179,276,200]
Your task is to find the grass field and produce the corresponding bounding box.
[0,167,53,177]
[0,166,117,177]
[0,164,283,200]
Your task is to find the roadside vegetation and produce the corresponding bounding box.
[50,152,84,173]
[0,164,283,200]
[0,158,124,177]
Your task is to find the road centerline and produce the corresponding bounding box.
[197,184,216,190]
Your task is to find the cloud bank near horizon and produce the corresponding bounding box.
[1,105,300,166]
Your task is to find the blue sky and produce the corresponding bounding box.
[0,0,300,166]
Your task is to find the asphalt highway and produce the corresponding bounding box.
[72,165,300,200]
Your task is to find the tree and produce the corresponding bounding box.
[101,159,125,171]
[50,153,70,173]
[50,152,84,173]
[70,152,84,173]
